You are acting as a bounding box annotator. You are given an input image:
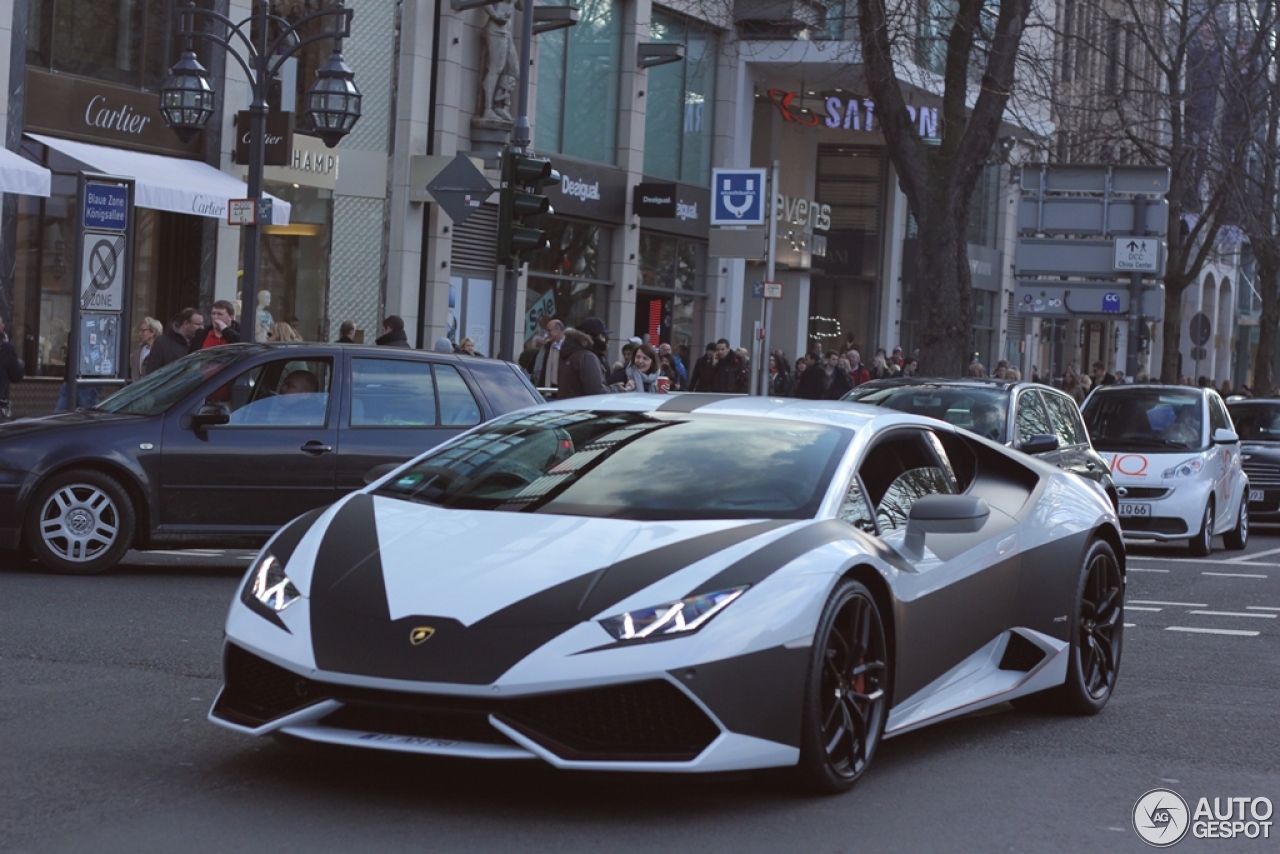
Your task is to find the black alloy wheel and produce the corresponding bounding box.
[1188,500,1214,558]
[794,579,889,793]
[1013,539,1123,715]
[1224,494,1249,550]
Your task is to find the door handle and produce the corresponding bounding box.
[300,440,332,456]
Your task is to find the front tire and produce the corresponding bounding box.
[24,469,136,575]
[792,579,889,794]
[1223,494,1248,550]
[1188,500,1213,558]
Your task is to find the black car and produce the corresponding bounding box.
[1225,398,1280,522]
[844,378,1117,504]
[0,343,543,575]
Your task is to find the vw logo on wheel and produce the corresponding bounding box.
[1133,788,1190,847]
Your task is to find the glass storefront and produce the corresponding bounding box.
[811,145,886,355]
[255,182,332,342]
[534,0,623,164]
[645,11,716,185]
[525,219,612,346]
[27,0,176,89]
[12,139,202,378]
[637,231,705,364]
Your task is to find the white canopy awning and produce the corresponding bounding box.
[28,133,290,225]
[0,146,52,197]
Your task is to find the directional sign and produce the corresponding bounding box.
[711,168,768,225]
[1016,238,1166,278]
[1114,237,1160,272]
[79,232,126,312]
[1015,281,1165,322]
[83,183,129,231]
[228,199,257,226]
[425,153,495,225]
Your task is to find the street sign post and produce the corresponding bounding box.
[763,281,783,299]
[228,199,257,226]
[711,168,768,225]
[1113,237,1160,272]
[423,153,495,225]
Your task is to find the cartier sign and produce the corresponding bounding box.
[232,111,294,167]
[24,69,203,158]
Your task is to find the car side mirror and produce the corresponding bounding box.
[190,403,230,429]
[1020,433,1059,454]
[363,462,401,485]
[902,495,990,560]
[1213,428,1239,444]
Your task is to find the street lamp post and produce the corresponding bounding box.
[159,0,361,343]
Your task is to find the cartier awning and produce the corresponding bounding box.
[28,133,291,224]
[0,147,52,197]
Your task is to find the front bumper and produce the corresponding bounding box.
[1115,480,1209,541]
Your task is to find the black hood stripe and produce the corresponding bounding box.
[308,506,791,684]
[656,393,737,413]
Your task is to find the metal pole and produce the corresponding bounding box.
[240,0,272,345]
[759,160,780,395]
[68,172,87,409]
[498,0,538,362]
[1126,194,1147,380]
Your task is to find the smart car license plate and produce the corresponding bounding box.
[1249,489,1264,502]
[1118,502,1152,517]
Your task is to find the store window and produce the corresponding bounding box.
[535,0,623,164]
[645,10,716,185]
[525,219,612,346]
[12,140,201,378]
[448,274,494,355]
[255,183,332,342]
[27,0,177,89]
[637,231,705,359]
[261,0,340,136]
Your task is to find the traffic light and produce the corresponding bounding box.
[497,146,559,263]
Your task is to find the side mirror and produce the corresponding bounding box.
[363,462,401,485]
[190,403,230,429]
[1020,433,1059,455]
[902,495,990,560]
[1213,428,1239,444]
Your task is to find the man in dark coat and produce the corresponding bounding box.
[376,315,412,348]
[336,320,357,343]
[689,343,717,392]
[576,316,611,377]
[555,328,608,399]
[795,351,828,400]
[144,308,204,374]
[708,339,748,394]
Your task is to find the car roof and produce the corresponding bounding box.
[1089,383,1211,396]
[852,376,1069,396]
[201,342,512,365]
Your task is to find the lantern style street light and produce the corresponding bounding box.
[160,0,361,342]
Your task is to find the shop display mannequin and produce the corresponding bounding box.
[256,290,274,342]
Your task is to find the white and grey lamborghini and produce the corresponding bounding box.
[210,395,1125,793]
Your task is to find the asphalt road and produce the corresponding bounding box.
[2,534,1277,854]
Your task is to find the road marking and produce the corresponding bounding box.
[148,550,227,557]
[1226,545,1280,562]
[1186,610,1277,619]
[1128,556,1280,567]
[1202,572,1268,579]
[1123,623,1136,628]
[1126,606,1163,612]
[1129,567,1169,573]
[1166,626,1260,637]
[1246,606,1280,611]
[1129,600,1207,607]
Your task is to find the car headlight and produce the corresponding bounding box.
[599,587,748,641]
[1162,458,1204,479]
[248,552,301,612]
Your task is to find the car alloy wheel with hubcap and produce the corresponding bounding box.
[1188,501,1214,557]
[24,469,136,575]
[794,579,889,793]
[1072,543,1124,708]
[1224,494,1248,550]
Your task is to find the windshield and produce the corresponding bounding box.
[1227,403,1280,442]
[96,350,243,416]
[845,385,1009,442]
[375,410,851,520]
[1082,389,1205,451]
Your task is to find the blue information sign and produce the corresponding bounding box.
[83,183,129,231]
[711,168,768,226]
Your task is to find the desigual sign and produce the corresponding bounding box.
[24,68,203,158]
[545,157,627,223]
[638,178,710,238]
[766,89,940,139]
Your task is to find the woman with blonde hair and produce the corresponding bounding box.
[458,337,478,355]
[131,316,163,379]
[269,321,302,343]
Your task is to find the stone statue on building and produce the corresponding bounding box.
[479,0,518,124]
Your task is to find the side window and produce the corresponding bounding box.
[436,364,483,426]
[213,358,333,427]
[1042,392,1086,447]
[1209,396,1229,433]
[1015,390,1054,445]
[466,360,541,414]
[856,430,956,534]
[351,358,438,427]
[838,478,877,534]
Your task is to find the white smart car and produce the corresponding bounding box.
[1081,385,1248,555]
